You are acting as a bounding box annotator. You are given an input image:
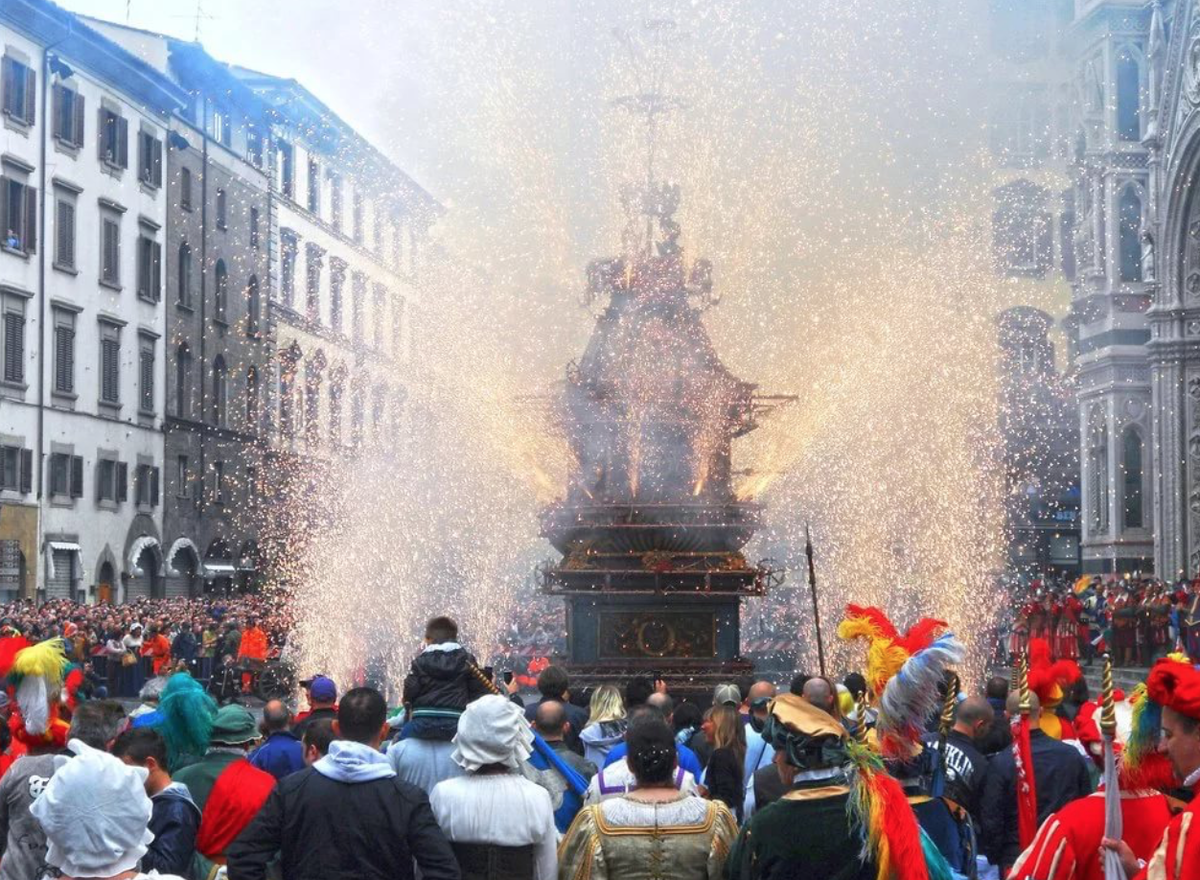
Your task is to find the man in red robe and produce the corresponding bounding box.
[237,618,269,694]
[140,625,172,676]
[1008,755,1174,879]
[1102,659,1200,879]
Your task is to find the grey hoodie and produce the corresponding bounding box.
[313,740,395,783]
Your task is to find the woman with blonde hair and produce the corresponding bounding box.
[701,704,746,821]
[579,684,627,767]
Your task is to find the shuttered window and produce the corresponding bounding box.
[100,217,120,285]
[54,318,74,394]
[246,275,260,337]
[139,343,154,413]
[1,177,37,254]
[216,189,227,229]
[1,56,35,125]
[52,84,84,147]
[55,200,75,269]
[250,207,259,249]
[137,236,161,302]
[180,167,192,211]
[0,446,32,494]
[3,310,24,384]
[137,131,163,188]
[99,109,128,168]
[99,322,120,404]
[49,453,68,496]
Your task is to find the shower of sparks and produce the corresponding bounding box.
[260,0,1050,689]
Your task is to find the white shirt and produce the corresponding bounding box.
[742,722,775,819]
[584,757,698,804]
[430,772,558,880]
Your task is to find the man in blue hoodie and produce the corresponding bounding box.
[228,687,460,880]
[111,726,200,877]
[249,700,305,780]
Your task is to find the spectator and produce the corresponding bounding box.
[171,623,198,674]
[301,718,335,765]
[801,676,837,717]
[401,616,490,742]
[624,675,655,710]
[579,684,628,767]
[522,665,589,754]
[229,687,460,880]
[978,690,1093,875]
[529,700,595,833]
[112,727,200,877]
[742,681,777,818]
[174,703,275,872]
[30,740,183,880]
[602,694,704,778]
[430,694,557,879]
[978,676,1013,756]
[0,698,126,880]
[249,699,305,780]
[921,694,993,826]
[585,706,701,803]
[560,715,738,879]
[141,625,172,676]
[703,703,747,821]
[789,672,813,697]
[293,674,338,741]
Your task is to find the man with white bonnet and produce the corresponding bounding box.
[430,694,557,880]
[30,738,184,880]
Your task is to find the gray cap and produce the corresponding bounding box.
[713,683,741,707]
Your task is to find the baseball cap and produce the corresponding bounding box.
[306,675,337,703]
[713,683,741,707]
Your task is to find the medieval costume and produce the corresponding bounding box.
[141,629,172,677]
[1057,593,1084,662]
[1113,591,1138,667]
[559,794,737,880]
[724,693,952,880]
[1182,583,1200,662]
[1007,683,1174,880]
[430,696,558,880]
[1133,658,1200,880]
[838,605,973,876]
[1027,638,1081,742]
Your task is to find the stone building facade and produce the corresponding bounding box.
[0,1,185,602]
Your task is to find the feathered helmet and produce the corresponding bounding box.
[1120,681,1178,793]
[1027,638,1081,710]
[838,605,964,760]
[5,638,70,749]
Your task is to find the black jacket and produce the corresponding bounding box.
[143,783,200,876]
[921,729,989,824]
[403,646,488,711]
[977,699,1012,756]
[292,706,337,743]
[978,729,1092,871]
[226,766,460,880]
[705,746,744,822]
[753,763,788,813]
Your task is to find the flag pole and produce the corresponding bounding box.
[805,523,827,677]
[1100,653,1124,880]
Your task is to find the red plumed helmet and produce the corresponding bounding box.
[1026,638,1082,708]
[1146,657,1200,722]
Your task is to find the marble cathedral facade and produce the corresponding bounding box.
[1069,0,1200,577]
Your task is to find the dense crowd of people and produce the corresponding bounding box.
[1005,575,1200,667]
[0,606,1194,879]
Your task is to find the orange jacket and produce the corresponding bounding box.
[238,627,268,661]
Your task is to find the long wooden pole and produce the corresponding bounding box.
[805,523,826,676]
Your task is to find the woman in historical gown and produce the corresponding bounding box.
[558,715,737,880]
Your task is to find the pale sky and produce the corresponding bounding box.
[56,0,443,195]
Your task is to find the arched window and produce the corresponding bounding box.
[1116,49,1141,141]
[245,365,259,433]
[993,180,1054,277]
[216,188,227,229]
[372,385,386,438]
[1089,411,1109,533]
[1118,186,1143,282]
[177,243,192,306]
[214,259,228,321]
[175,343,191,417]
[329,371,344,448]
[279,365,294,437]
[1122,425,1144,529]
[246,275,260,337]
[212,355,227,427]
